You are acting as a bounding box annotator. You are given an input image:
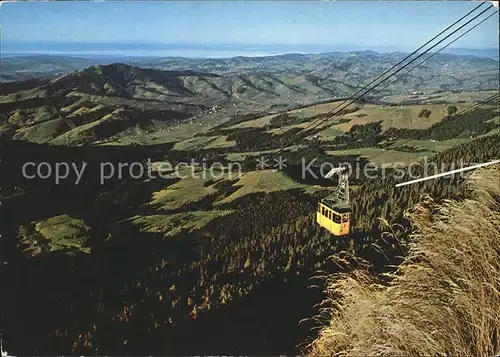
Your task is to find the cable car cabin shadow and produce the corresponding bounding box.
[316,200,351,236]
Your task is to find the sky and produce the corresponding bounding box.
[1,1,498,56]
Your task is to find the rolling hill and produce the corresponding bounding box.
[1,53,498,146]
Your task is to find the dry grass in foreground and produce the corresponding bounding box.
[307,166,500,357]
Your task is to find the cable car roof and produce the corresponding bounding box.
[320,198,351,212]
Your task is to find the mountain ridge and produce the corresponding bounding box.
[2,49,498,82]
[1,56,498,145]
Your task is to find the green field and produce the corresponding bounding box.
[223,95,498,147]
[228,114,277,129]
[149,173,219,210]
[326,147,435,165]
[216,170,319,204]
[204,135,236,149]
[18,215,91,257]
[173,135,218,150]
[403,138,472,152]
[313,126,346,140]
[128,210,233,237]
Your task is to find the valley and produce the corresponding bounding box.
[1,50,499,355]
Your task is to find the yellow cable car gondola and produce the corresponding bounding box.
[316,166,351,236]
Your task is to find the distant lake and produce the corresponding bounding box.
[2,42,498,60]
[0,42,422,58]
[1,42,347,58]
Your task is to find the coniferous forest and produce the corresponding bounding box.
[1,132,498,354]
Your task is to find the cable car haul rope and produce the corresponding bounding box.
[309,2,498,236]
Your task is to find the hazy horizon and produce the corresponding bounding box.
[1,43,498,60]
[1,1,498,59]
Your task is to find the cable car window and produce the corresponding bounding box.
[333,212,341,223]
